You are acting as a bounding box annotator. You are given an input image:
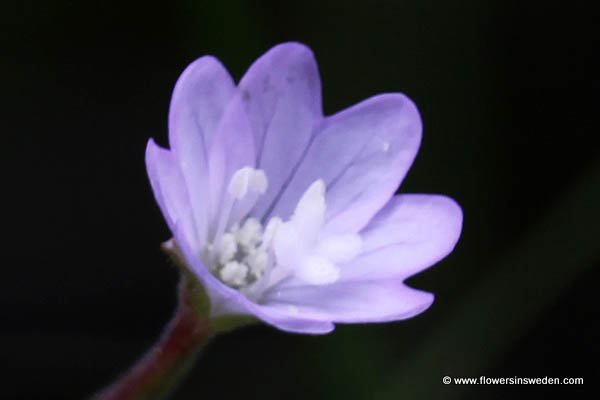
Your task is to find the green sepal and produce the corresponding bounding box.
[161,240,211,318]
[161,238,258,332]
[212,314,258,334]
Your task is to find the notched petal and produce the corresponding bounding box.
[242,43,324,220]
[271,93,422,233]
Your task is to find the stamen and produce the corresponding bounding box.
[217,232,237,265]
[208,216,278,292]
[213,167,268,252]
[235,218,263,250]
[220,261,249,287]
[204,176,363,294]
[246,250,268,279]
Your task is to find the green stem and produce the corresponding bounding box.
[91,275,212,400]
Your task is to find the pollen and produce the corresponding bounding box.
[210,218,274,289]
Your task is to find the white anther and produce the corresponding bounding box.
[236,218,263,249]
[209,216,273,290]
[382,141,390,152]
[246,250,268,278]
[220,261,249,287]
[218,233,237,265]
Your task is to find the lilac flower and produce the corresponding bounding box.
[145,42,462,334]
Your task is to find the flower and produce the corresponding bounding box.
[145,42,462,334]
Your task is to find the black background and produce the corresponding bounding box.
[2,1,598,399]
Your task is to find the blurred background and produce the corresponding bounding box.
[2,0,597,399]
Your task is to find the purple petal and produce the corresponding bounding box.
[270,94,422,233]
[263,280,434,323]
[168,56,236,244]
[169,55,236,150]
[145,140,198,250]
[253,305,335,334]
[206,93,257,230]
[172,224,335,334]
[238,43,323,220]
[340,194,463,282]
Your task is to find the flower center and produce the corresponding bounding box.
[209,217,280,289]
[201,166,363,295]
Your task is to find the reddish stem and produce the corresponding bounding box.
[92,280,212,400]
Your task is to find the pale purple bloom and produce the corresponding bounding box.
[145,42,462,334]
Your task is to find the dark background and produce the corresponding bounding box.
[2,0,598,399]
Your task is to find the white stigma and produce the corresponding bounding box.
[273,180,362,286]
[228,167,267,199]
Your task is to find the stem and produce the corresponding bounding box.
[91,276,212,400]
